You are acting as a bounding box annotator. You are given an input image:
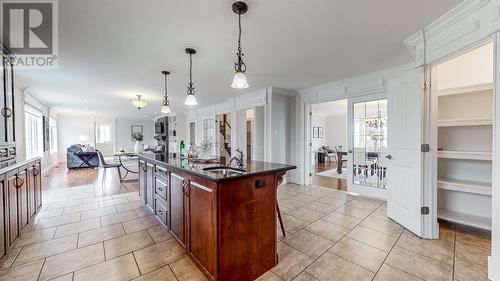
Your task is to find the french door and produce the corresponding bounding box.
[347,95,389,199]
[347,69,426,237]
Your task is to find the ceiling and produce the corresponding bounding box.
[17,0,461,119]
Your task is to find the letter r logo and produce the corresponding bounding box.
[2,2,53,55]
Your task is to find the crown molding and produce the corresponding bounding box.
[405,0,491,60]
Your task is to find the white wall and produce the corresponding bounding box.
[436,43,493,90]
[116,119,155,151]
[271,93,290,164]
[310,114,326,153]
[57,115,95,161]
[325,115,347,148]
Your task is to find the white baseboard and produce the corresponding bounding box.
[489,255,500,281]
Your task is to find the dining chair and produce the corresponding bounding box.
[96,150,123,184]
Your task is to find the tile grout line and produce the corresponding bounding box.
[131,252,142,276]
[35,257,47,281]
[281,195,383,279]
[369,227,405,281]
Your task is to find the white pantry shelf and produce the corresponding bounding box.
[438,118,492,127]
[437,178,491,196]
[437,150,492,161]
[438,208,491,231]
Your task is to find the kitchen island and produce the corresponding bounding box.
[138,153,295,281]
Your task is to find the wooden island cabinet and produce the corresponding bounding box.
[138,153,295,281]
[0,158,43,263]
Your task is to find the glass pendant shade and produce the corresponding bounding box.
[161,103,171,114]
[131,95,147,110]
[231,71,249,89]
[185,94,198,106]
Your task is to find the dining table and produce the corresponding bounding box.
[113,152,139,182]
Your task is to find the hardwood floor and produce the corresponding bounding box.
[311,161,347,191]
[43,163,139,196]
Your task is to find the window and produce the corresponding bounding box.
[352,99,388,189]
[96,124,111,143]
[202,118,215,153]
[25,105,43,159]
[49,117,58,153]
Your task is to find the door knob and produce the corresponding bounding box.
[386,154,393,160]
[348,150,353,153]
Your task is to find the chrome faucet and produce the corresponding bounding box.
[229,148,244,168]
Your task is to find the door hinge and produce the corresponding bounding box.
[421,144,431,152]
[309,142,312,147]
[309,173,312,177]
[421,207,429,215]
[423,81,430,92]
[309,112,312,116]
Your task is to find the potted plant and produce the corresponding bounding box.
[132,132,144,153]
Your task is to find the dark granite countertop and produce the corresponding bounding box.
[139,152,296,183]
[0,157,41,175]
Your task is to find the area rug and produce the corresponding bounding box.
[316,168,348,179]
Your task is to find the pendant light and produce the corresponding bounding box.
[161,71,172,114]
[131,94,147,110]
[231,1,249,89]
[185,48,198,106]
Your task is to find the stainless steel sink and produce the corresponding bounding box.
[203,166,245,176]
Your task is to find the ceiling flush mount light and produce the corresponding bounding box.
[231,1,249,89]
[161,71,172,114]
[184,48,198,106]
[131,94,147,110]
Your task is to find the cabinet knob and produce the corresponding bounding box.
[385,154,393,160]
[157,210,164,215]
[158,187,163,192]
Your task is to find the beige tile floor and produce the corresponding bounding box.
[0,183,491,281]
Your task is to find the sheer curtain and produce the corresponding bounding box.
[25,104,43,160]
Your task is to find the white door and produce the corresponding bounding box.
[386,69,424,236]
[94,118,114,155]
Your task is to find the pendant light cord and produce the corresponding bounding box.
[164,74,168,100]
[238,13,242,56]
[235,12,246,72]
[187,53,195,95]
[189,53,193,84]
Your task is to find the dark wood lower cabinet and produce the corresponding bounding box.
[187,179,217,279]
[138,160,146,199]
[145,163,155,211]
[0,158,43,263]
[138,155,294,281]
[0,175,6,259]
[33,161,42,211]
[169,172,185,246]
[17,167,29,231]
[6,171,19,247]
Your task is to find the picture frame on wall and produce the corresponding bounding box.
[43,116,50,152]
[131,125,143,141]
[313,127,319,138]
[318,127,323,138]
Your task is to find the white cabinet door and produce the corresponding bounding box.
[386,69,424,236]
